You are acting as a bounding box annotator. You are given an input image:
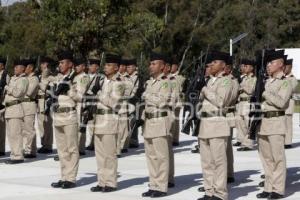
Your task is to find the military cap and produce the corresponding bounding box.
[57,50,73,62]
[171,57,179,65]
[105,54,121,64]
[265,49,285,63]
[25,59,36,66]
[207,51,230,63]
[0,58,6,65]
[285,59,293,66]
[88,59,101,66]
[120,59,128,66]
[74,58,87,66]
[126,58,137,66]
[150,52,167,62]
[14,59,27,66]
[226,56,233,65]
[240,59,256,66]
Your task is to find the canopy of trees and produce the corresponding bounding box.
[0,0,299,73]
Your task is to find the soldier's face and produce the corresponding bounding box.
[0,63,4,70]
[284,65,292,75]
[244,65,254,74]
[126,65,136,75]
[205,65,211,76]
[224,65,232,75]
[59,59,73,74]
[40,62,48,72]
[25,65,34,75]
[208,60,225,76]
[163,64,171,75]
[119,64,127,74]
[149,60,164,77]
[88,64,99,74]
[104,63,118,76]
[75,64,86,74]
[240,64,246,74]
[171,64,178,73]
[14,65,25,75]
[267,59,284,76]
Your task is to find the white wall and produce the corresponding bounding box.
[279,48,300,79]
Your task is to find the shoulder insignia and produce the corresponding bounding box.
[162,81,169,89]
[282,80,289,89]
[222,78,231,87]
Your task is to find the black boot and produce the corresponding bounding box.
[256,191,270,198]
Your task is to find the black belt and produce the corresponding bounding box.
[201,111,226,118]
[145,111,168,119]
[54,107,76,113]
[239,97,250,102]
[227,108,235,113]
[95,109,115,115]
[22,98,36,103]
[5,100,21,107]
[263,111,285,118]
[37,95,45,99]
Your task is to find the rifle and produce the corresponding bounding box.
[0,55,8,109]
[248,50,267,140]
[79,74,104,133]
[45,70,77,114]
[181,47,209,136]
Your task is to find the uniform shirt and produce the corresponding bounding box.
[94,73,125,135]
[285,73,298,115]
[73,72,90,103]
[142,73,172,138]
[0,69,10,102]
[52,71,77,126]
[117,72,133,115]
[259,71,293,136]
[4,73,29,119]
[22,72,39,116]
[37,71,56,113]
[237,73,257,116]
[198,71,232,139]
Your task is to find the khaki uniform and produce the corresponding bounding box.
[94,74,124,188]
[258,71,292,195]
[4,73,29,160]
[53,72,79,183]
[236,73,257,148]
[22,73,39,155]
[170,71,185,144]
[37,72,55,150]
[116,72,132,155]
[198,72,232,200]
[128,71,140,146]
[226,74,239,178]
[0,70,10,153]
[73,72,90,153]
[142,73,171,193]
[284,73,298,145]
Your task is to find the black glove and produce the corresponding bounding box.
[58,82,70,95]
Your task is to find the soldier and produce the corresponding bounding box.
[197,51,232,200]
[256,50,292,199]
[85,58,102,151]
[116,58,132,156]
[73,58,90,156]
[4,60,29,164]
[162,57,176,188]
[22,59,39,158]
[235,59,257,151]
[141,52,171,198]
[0,57,9,156]
[233,62,247,147]
[170,57,186,146]
[90,54,124,192]
[127,59,142,149]
[51,51,79,189]
[224,57,239,183]
[37,57,55,154]
[283,59,298,149]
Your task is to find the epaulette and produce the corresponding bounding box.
[116,77,122,81]
[290,75,294,77]
[161,76,167,80]
[169,76,175,80]
[125,75,130,78]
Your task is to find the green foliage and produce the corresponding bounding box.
[0,0,300,73]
